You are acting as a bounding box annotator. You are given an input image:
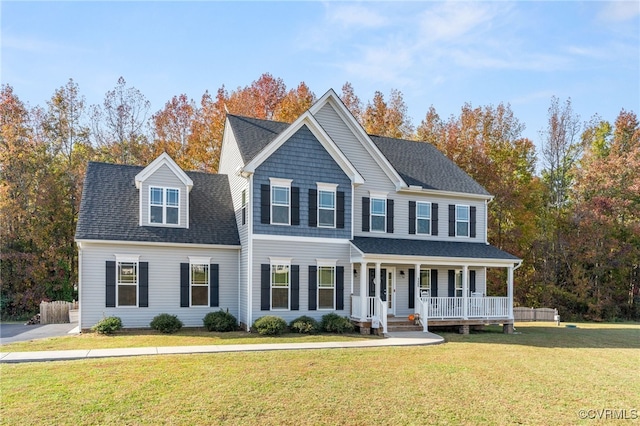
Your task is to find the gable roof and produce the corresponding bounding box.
[134,152,193,191]
[227,115,289,164]
[75,162,240,246]
[371,136,491,197]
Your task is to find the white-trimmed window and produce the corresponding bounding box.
[370,198,386,232]
[455,270,463,297]
[419,269,431,298]
[150,186,179,225]
[317,259,337,310]
[270,259,291,310]
[417,202,431,235]
[456,205,470,237]
[270,178,292,225]
[116,255,139,306]
[317,183,337,228]
[189,257,210,306]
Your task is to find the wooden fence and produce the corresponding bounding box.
[513,307,558,322]
[39,301,78,324]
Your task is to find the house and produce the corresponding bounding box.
[75,89,521,334]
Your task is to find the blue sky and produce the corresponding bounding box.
[2,1,639,154]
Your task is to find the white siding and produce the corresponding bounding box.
[141,164,189,228]
[79,242,239,329]
[250,238,351,324]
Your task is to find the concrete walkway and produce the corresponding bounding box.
[0,331,443,364]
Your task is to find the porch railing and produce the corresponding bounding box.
[420,296,510,319]
[350,295,387,333]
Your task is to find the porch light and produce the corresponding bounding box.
[353,269,358,276]
[400,270,405,277]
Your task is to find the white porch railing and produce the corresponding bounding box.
[420,296,510,319]
[350,295,387,333]
[417,297,429,332]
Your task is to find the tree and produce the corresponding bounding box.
[340,82,363,122]
[91,77,151,164]
[362,89,414,139]
[273,82,316,123]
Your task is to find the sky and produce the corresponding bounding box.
[2,1,639,157]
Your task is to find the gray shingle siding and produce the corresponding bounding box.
[75,162,240,246]
[252,125,352,238]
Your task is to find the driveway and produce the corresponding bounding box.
[0,322,79,345]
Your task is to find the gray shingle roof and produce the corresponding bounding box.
[227,115,289,164]
[75,162,240,246]
[351,237,520,261]
[370,136,490,196]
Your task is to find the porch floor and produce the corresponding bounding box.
[351,316,514,335]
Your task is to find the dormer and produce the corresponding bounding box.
[134,153,193,228]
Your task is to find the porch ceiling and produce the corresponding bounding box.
[350,236,521,267]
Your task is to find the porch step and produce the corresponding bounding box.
[386,321,424,332]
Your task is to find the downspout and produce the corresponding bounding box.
[246,173,254,331]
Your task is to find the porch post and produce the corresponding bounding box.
[359,262,367,322]
[414,263,421,309]
[507,265,514,319]
[462,265,469,319]
[375,262,381,300]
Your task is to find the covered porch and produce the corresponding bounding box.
[349,237,522,335]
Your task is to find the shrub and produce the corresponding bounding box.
[150,313,183,334]
[289,315,320,334]
[320,313,355,334]
[253,315,287,335]
[92,316,122,334]
[203,310,238,332]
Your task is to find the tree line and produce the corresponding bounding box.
[1,73,638,321]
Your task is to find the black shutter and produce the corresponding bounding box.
[210,264,219,307]
[180,263,190,307]
[432,203,439,235]
[105,261,116,308]
[470,270,476,293]
[139,262,149,307]
[362,197,370,232]
[291,265,300,310]
[431,269,438,297]
[448,204,456,236]
[409,201,416,234]
[386,199,394,233]
[308,266,317,310]
[408,268,415,309]
[291,187,300,226]
[336,266,344,310]
[470,206,477,238]
[308,189,317,227]
[261,184,270,224]
[448,270,455,297]
[261,264,270,310]
[336,191,345,229]
[242,207,246,226]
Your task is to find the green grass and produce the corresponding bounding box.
[1,322,638,425]
[0,328,379,352]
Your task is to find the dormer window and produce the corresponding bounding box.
[150,187,180,225]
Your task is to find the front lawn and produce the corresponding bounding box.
[1,322,638,425]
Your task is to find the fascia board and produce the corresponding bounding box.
[135,153,194,190]
[75,239,241,250]
[397,187,494,201]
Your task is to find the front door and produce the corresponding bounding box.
[368,268,387,301]
[368,268,395,315]
[387,268,395,315]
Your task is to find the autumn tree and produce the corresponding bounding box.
[273,82,316,123]
[340,82,363,122]
[362,89,414,139]
[91,77,151,164]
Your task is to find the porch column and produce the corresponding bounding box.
[507,265,514,319]
[375,262,381,300]
[462,265,469,319]
[414,263,421,310]
[359,262,368,322]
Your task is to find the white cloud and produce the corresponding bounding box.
[325,3,388,29]
[598,1,640,22]
[417,2,504,43]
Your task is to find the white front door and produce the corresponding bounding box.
[387,268,396,315]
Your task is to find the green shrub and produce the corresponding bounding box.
[320,313,355,334]
[150,313,183,334]
[253,315,287,335]
[203,310,238,332]
[92,316,123,334]
[289,315,320,334]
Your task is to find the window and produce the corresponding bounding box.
[271,263,290,309]
[317,183,337,228]
[270,178,292,225]
[318,266,335,309]
[455,270,463,297]
[150,187,179,225]
[417,202,431,235]
[456,205,469,237]
[117,261,137,306]
[190,263,209,306]
[370,198,386,232]
[419,269,431,298]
